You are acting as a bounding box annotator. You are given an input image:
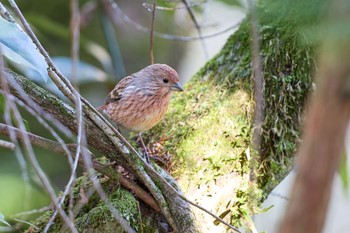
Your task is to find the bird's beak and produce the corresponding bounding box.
[171,82,184,92]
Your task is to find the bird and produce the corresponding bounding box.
[97,63,183,162]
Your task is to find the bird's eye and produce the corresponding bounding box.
[163,78,169,83]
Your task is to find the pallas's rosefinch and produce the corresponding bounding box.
[97,64,183,162]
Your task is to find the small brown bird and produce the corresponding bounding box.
[98,64,183,162]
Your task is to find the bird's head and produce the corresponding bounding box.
[138,64,183,95]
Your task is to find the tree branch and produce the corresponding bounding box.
[0,139,15,150]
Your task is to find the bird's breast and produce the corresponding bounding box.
[106,93,171,132]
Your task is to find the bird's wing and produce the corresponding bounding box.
[105,75,134,105]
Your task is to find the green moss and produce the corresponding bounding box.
[26,211,60,233]
[76,188,140,233]
[27,177,141,233]
[173,89,252,187]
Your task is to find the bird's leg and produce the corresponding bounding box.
[138,133,150,163]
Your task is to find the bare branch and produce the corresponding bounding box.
[67,0,81,226]
[150,0,156,64]
[1,42,77,233]
[0,45,31,214]
[13,206,51,217]
[0,2,15,22]
[181,0,208,59]
[143,1,207,11]
[70,0,80,87]
[0,139,15,150]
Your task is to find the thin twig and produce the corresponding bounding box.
[149,0,156,64]
[70,0,80,88]
[143,0,207,11]
[80,0,98,29]
[11,88,78,232]
[68,0,80,224]
[0,75,76,224]
[181,0,209,59]
[0,10,73,139]
[13,206,51,217]
[13,218,39,230]
[0,81,74,163]
[0,45,30,214]
[0,139,15,150]
[2,66,79,232]
[137,202,144,233]
[0,3,15,22]
[2,36,77,233]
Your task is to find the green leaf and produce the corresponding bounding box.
[0,17,48,82]
[0,212,10,227]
